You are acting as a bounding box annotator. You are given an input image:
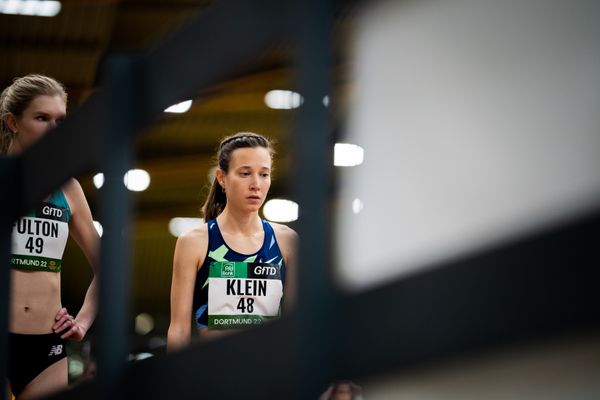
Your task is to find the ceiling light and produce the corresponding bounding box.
[36,0,60,16]
[262,199,299,223]
[93,173,104,189]
[20,0,36,14]
[0,0,61,17]
[352,198,364,214]
[93,221,103,237]
[168,217,203,237]
[133,352,154,361]
[68,358,84,377]
[123,169,150,191]
[264,90,303,110]
[94,169,151,191]
[164,100,192,113]
[334,143,364,167]
[134,313,154,335]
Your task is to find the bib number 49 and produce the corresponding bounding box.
[25,237,44,254]
[236,298,255,313]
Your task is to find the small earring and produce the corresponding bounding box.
[221,186,226,193]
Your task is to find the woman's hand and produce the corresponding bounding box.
[53,307,87,341]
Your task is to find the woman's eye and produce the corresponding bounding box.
[35,116,47,121]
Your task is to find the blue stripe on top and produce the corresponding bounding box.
[192,219,285,328]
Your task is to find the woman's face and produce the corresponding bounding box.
[220,146,272,214]
[9,94,66,152]
[333,383,353,400]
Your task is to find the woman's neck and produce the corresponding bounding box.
[217,208,262,236]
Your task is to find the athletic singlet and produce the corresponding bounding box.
[11,191,71,272]
[192,219,286,329]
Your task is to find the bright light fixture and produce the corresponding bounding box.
[94,169,151,192]
[123,169,150,191]
[168,217,203,237]
[264,90,303,110]
[134,313,154,335]
[0,0,61,17]
[93,220,103,237]
[68,358,84,376]
[262,199,299,223]
[164,100,192,113]
[134,352,154,361]
[93,173,104,189]
[334,143,364,167]
[352,198,364,214]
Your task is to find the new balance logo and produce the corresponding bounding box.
[48,345,63,356]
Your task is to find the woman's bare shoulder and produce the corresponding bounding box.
[269,222,298,244]
[61,178,85,204]
[173,223,209,269]
[177,224,209,247]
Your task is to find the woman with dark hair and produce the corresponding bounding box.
[1,74,100,399]
[320,380,364,400]
[167,132,297,349]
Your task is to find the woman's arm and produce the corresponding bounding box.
[273,223,298,313]
[56,178,100,340]
[167,227,206,352]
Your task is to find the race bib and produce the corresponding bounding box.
[208,261,283,329]
[11,202,69,272]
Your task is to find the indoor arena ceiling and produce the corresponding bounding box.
[0,0,355,323]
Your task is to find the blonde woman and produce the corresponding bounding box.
[1,74,100,399]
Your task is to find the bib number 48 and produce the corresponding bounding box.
[236,297,255,313]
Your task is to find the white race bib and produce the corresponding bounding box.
[208,262,283,329]
[11,202,69,272]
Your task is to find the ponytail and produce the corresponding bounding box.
[202,178,227,221]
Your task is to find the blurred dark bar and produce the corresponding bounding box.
[335,207,600,379]
[95,55,135,400]
[291,0,336,398]
[0,157,18,400]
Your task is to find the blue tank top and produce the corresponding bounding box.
[192,219,286,329]
[11,191,71,272]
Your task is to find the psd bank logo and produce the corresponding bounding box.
[221,262,235,278]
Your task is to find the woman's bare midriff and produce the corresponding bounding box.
[10,269,62,334]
